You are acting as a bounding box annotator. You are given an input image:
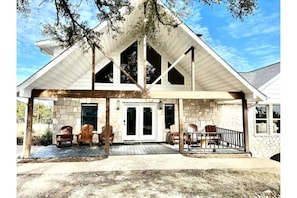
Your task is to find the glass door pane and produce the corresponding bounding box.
[127,107,136,136]
[143,107,152,135]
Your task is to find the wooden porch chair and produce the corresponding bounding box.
[205,125,221,145]
[56,125,73,148]
[170,124,186,145]
[187,124,199,145]
[76,124,94,146]
[99,125,114,145]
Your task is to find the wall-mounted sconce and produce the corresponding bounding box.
[116,100,120,111]
[158,100,163,110]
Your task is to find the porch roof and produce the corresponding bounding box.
[16,0,266,102]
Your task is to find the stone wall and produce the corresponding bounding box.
[182,99,217,131]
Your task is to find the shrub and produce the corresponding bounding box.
[39,129,53,146]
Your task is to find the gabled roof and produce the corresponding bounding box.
[239,62,280,88]
[17,0,266,102]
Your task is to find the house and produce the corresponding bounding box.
[17,0,271,158]
[239,62,280,158]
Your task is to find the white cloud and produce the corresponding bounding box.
[222,11,280,39]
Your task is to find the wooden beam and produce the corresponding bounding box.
[32,89,144,98]
[23,97,33,158]
[32,89,244,100]
[149,91,244,100]
[178,99,184,153]
[92,44,95,90]
[104,98,110,157]
[143,36,147,91]
[191,47,195,91]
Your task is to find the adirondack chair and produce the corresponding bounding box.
[76,124,94,146]
[99,125,114,145]
[169,124,187,145]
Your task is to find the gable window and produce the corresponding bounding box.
[273,104,280,133]
[168,62,184,84]
[120,42,138,84]
[165,104,175,129]
[255,105,268,133]
[95,62,113,83]
[146,44,161,84]
[81,103,98,131]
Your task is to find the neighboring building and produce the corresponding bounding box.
[17,0,279,158]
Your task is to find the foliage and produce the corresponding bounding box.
[16,101,53,124]
[39,129,53,146]
[17,0,258,48]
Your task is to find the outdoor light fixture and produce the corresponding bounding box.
[116,100,120,110]
[158,100,163,110]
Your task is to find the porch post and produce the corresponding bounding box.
[92,44,95,90]
[178,99,184,153]
[23,97,34,158]
[191,47,195,91]
[242,95,250,152]
[104,98,110,157]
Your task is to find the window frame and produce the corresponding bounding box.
[81,103,98,131]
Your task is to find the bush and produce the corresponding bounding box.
[39,129,53,146]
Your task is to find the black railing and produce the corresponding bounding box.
[184,127,245,153]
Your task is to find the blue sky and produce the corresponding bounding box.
[16,0,280,85]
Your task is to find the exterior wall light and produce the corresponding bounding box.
[116,100,120,110]
[158,100,163,110]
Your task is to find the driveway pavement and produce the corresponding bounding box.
[17,153,280,175]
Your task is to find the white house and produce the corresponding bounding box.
[17,0,277,158]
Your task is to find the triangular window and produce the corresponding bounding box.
[95,62,113,83]
[146,44,161,84]
[120,42,138,84]
[168,62,184,84]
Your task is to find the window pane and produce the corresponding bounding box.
[273,120,280,133]
[165,104,175,129]
[121,42,138,83]
[81,103,98,131]
[256,105,267,118]
[168,62,184,84]
[95,62,113,83]
[273,105,280,118]
[146,44,161,84]
[256,120,267,133]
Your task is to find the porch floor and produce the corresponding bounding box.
[17,142,248,159]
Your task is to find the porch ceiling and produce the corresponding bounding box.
[17,0,265,101]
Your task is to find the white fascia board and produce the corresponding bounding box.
[179,23,266,101]
[16,45,78,94]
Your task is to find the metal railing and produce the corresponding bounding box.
[184,127,245,153]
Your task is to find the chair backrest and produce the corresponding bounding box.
[170,124,180,136]
[205,125,216,132]
[60,126,73,135]
[102,125,113,137]
[81,124,93,139]
[187,124,198,133]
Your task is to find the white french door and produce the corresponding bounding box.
[123,103,157,141]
